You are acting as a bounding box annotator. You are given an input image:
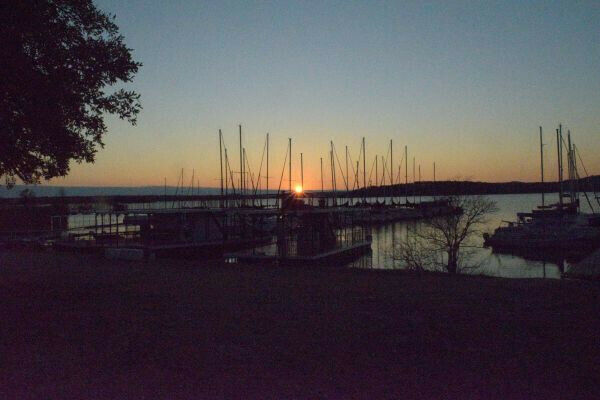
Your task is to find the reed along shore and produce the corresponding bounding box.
[1,249,599,399]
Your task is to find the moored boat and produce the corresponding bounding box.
[484,125,600,255]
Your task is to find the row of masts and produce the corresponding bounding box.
[539,124,598,213]
[214,126,436,206]
[539,123,577,208]
[163,124,597,212]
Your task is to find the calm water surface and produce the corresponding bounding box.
[66,192,596,279]
[355,193,597,279]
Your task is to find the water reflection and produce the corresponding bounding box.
[351,193,598,279]
[65,193,593,279]
[354,218,565,279]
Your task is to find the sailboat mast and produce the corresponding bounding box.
[190,169,195,198]
[540,126,544,207]
[381,155,385,185]
[266,133,269,207]
[375,156,378,187]
[379,155,383,200]
[288,138,292,192]
[345,146,349,191]
[567,130,575,205]
[413,157,415,203]
[573,141,579,205]
[390,139,393,203]
[330,141,336,193]
[243,148,249,204]
[362,137,366,202]
[398,164,401,190]
[218,129,224,207]
[559,125,564,205]
[355,161,359,191]
[418,164,421,203]
[180,168,183,208]
[390,139,393,187]
[330,147,336,205]
[557,127,563,206]
[224,148,229,207]
[239,125,243,203]
[320,157,324,193]
[300,152,304,191]
[405,145,408,203]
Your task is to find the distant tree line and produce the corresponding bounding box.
[351,175,600,198]
[1,176,599,207]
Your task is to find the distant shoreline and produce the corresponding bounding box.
[1,175,598,200]
[352,175,600,197]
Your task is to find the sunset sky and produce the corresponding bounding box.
[51,0,600,190]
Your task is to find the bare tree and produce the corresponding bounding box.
[395,195,498,274]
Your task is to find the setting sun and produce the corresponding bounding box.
[294,185,303,194]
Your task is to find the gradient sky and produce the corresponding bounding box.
[51,0,600,189]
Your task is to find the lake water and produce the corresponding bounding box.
[62,191,598,279]
[354,193,598,279]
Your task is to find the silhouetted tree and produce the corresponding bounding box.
[0,0,141,186]
[395,195,498,274]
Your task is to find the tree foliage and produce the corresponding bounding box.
[395,195,498,274]
[0,0,141,186]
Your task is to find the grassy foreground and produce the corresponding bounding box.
[1,249,599,399]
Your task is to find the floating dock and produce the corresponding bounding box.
[226,240,372,267]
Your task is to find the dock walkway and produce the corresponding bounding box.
[226,240,372,267]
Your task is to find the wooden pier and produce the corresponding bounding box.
[3,190,457,267]
[225,240,372,267]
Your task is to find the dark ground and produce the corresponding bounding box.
[1,250,599,399]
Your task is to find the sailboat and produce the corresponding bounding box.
[484,125,600,253]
